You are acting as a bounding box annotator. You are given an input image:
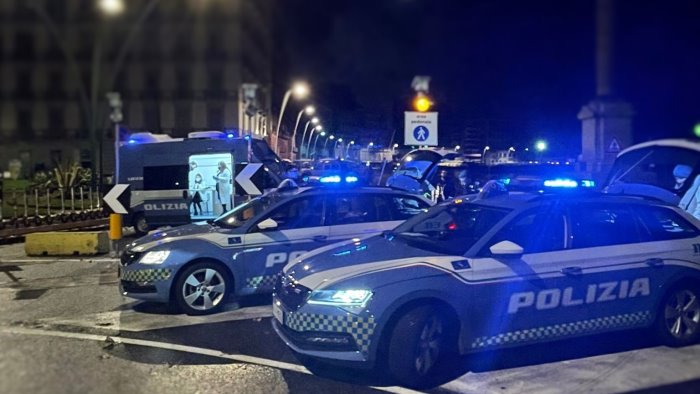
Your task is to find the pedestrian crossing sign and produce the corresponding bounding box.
[405,111,438,146]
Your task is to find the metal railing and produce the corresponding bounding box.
[0,186,108,229]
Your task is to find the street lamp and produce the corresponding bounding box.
[535,140,547,152]
[333,137,343,158]
[305,125,322,158]
[346,140,355,158]
[455,145,461,151]
[300,115,319,159]
[274,81,310,155]
[481,146,490,164]
[368,142,374,148]
[311,131,326,158]
[98,0,125,15]
[291,105,315,160]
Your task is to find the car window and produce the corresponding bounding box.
[480,208,565,256]
[329,194,392,225]
[633,206,700,241]
[393,203,510,255]
[257,196,325,231]
[389,195,431,220]
[569,204,642,248]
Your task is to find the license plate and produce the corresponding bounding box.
[273,301,285,325]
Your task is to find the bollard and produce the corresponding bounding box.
[109,213,123,258]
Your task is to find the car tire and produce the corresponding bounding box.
[174,262,230,315]
[654,282,700,347]
[386,304,457,389]
[133,213,151,237]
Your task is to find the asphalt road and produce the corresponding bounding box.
[2,242,700,394]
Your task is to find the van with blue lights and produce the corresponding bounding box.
[119,183,432,314]
[273,191,700,388]
[119,131,287,235]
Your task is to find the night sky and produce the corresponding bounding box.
[280,0,700,155]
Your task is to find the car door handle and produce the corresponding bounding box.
[645,258,664,268]
[561,266,583,276]
[313,235,328,242]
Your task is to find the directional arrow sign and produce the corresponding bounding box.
[235,163,264,196]
[103,184,131,214]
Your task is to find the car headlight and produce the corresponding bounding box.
[308,289,372,307]
[139,250,170,265]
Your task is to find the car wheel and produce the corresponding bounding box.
[133,214,150,237]
[386,305,457,389]
[174,262,230,315]
[655,283,700,347]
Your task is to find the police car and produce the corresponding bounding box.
[119,183,432,314]
[273,191,700,388]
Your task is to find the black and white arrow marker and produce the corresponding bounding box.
[103,184,131,214]
[235,163,264,195]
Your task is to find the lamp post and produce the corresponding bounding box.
[274,82,309,155]
[323,135,335,158]
[290,105,315,160]
[306,125,322,158]
[481,146,490,164]
[333,138,343,158]
[300,116,319,159]
[311,131,326,158]
[345,140,355,159]
[535,140,547,163]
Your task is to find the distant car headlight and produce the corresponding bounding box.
[308,289,372,307]
[139,250,170,265]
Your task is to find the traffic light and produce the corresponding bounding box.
[413,93,433,112]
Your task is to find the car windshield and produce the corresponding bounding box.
[391,202,510,255]
[607,146,700,196]
[213,192,285,228]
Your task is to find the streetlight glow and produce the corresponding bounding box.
[455,145,461,150]
[369,142,374,147]
[304,106,315,115]
[292,82,309,98]
[536,140,547,152]
[320,131,326,137]
[329,135,335,140]
[98,0,125,15]
[338,138,343,142]
[311,117,319,124]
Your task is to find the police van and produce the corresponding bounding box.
[119,131,286,235]
[273,189,700,388]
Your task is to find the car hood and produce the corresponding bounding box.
[127,222,223,252]
[284,234,448,288]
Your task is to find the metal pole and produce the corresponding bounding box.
[79,186,85,212]
[300,120,311,158]
[46,189,52,217]
[273,90,292,155]
[290,109,304,160]
[34,189,40,218]
[306,129,317,158]
[311,134,322,159]
[114,122,120,183]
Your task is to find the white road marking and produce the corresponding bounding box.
[0,326,424,394]
[39,305,275,332]
[0,258,118,264]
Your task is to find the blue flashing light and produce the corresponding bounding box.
[127,139,137,144]
[302,175,310,183]
[500,178,511,185]
[543,178,579,188]
[345,175,359,183]
[581,179,596,188]
[243,135,251,140]
[227,133,235,139]
[320,175,341,183]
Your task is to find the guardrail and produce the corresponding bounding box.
[0,186,109,230]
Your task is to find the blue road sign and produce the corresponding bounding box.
[413,125,429,142]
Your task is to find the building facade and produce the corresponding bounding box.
[0,0,276,179]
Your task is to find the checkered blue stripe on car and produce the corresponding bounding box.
[285,312,376,355]
[246,275,277,290]
[471,311,652,349]
[121,268,172,283]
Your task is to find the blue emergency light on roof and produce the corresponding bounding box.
[127,139,137,144]
[227,133,235,139]
[320,175,342,183]
[345,176,358,183]
[543,179,579,188]
[581,180,596,188]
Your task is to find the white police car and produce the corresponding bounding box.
[273,192,700,388]
[119,183,432,314]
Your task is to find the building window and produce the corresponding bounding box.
[47,107,65,139]
[17,109,33,141]
[207,104,224,130]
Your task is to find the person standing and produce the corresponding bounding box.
[213,161,232,212]
[191,173,204,216]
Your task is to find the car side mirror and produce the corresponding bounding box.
[489,240,524,257]
[257,218,278,231]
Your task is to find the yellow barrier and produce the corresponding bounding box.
[25,231,110,256]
